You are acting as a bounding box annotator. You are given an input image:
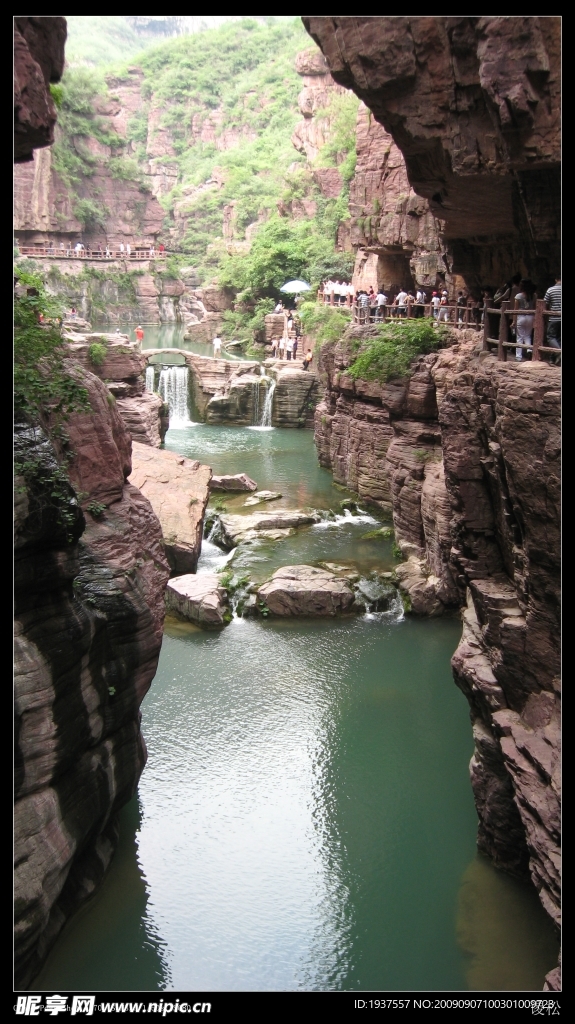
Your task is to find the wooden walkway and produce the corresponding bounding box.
[482,299,560,362]
[16,246,166,261]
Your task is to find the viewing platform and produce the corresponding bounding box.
[16,246,167,261]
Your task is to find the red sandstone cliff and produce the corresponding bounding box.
[314,330,560,986]
[14,369,171,986]
[14,18,174,985]
[14,16,67,163]
[303,17,560,288]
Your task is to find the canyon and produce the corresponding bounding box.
[14,16,560,992]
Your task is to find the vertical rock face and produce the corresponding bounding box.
[314,331,561,946]
[443,363,560,929]
[291,48,349,166]
[303,17,560,285]
[349,104,447,293]
[14,16,67,162]
[14,371,170,987]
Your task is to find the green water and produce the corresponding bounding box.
[109,321,253,361]
[34,425,558,992]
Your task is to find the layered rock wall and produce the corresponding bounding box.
[303,17,560,289]
[13,15,174,987]
[314,329,560,965]
[14,16,66,163]
[14,371,170,986]
[349,104,449,293]
[64,333,166,447]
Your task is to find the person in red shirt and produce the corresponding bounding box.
[135,325,144,342]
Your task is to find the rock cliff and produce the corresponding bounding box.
[14,370,170,986]
[64,333,166,447]
[14,16,66,163]
[349,105,450,294]
[303,17,560,288]
[14,24,173,983]
[315,328,560,979]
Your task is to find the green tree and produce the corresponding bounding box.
[14,271,88,421]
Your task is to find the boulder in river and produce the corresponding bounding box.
[211,473,258,492]
[257,565,356,617]
[166,573,230,627]
[217,511,320,548]
[129,443,212,574]
[394,556,444,616]
[243,490,282,506]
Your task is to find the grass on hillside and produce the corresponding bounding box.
[50,17,357,307]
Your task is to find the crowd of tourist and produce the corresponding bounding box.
[339,276,561,359]
[320,279,354,304]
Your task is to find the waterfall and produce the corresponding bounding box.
[260,378,276,428]
[252,380,261,426]
[158,366,191,426]
[145,366,155,393]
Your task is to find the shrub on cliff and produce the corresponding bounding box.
[14,271,88,422]
[221,298,275,344]
[347,319,449,383]
[298,301,351,346]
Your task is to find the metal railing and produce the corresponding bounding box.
[16,246,166,261]
[482,299,561,362]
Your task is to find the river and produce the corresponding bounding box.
[34,332,558,992]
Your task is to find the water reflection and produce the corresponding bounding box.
[457,855,559,991]
[33,799,171,991]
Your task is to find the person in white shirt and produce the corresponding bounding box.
[286,336,294,361]
[278,336,286,359]
[274,301,284,314]
[376,290,387,319]
[119,243,124,254]
[439,289,450,322]
[126,243,131,256]
[431,292,441,320]
[212,336,222,355]
[394,289,408,317]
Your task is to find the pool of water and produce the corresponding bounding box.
[34,424,559,992]
[96,321,253,362]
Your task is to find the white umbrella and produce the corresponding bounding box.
[280,280,311,294]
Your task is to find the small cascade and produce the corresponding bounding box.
[355,576,404,620]
[259,378,276,428]
[145,366,155,393]
[158,366,191,426]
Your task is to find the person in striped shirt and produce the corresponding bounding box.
[544,278,561,351]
